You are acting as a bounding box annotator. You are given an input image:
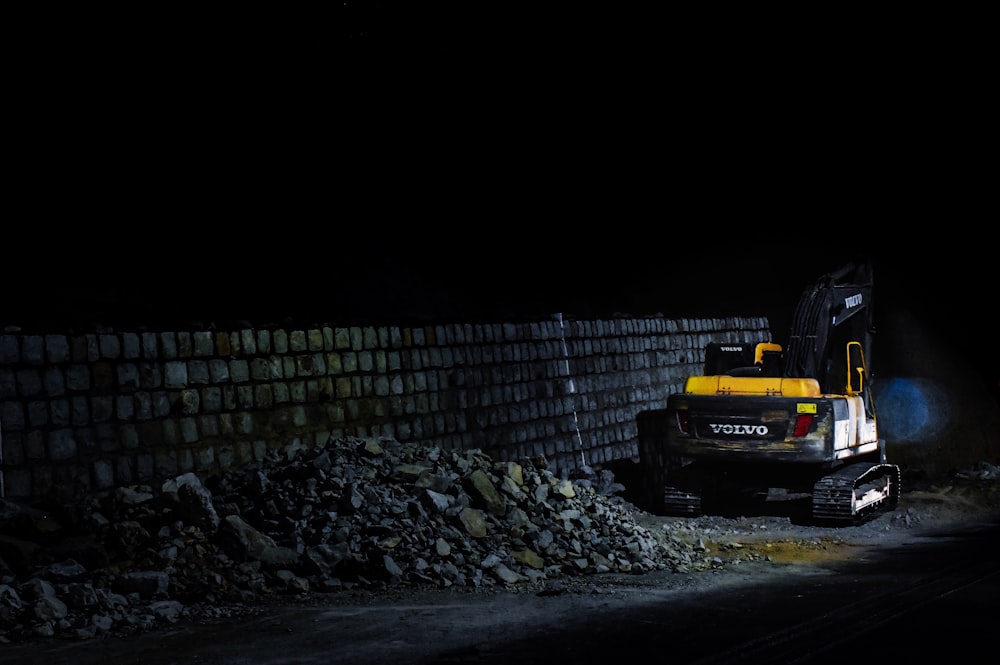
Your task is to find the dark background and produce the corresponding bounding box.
[6,5,993,396]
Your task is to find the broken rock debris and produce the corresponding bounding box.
[0,436,700,643]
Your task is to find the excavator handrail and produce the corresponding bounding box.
[845,340,866,396]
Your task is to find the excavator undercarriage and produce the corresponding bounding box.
[657,459,900,525]
[811,462,900,524]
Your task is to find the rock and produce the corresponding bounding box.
[5,435,988,646]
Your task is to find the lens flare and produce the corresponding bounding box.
[874,377,948,443]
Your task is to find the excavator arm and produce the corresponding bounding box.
[784,261,876,394]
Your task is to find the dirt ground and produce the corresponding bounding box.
[6,476,999,665]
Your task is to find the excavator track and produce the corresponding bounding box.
[811,462,901,525]
[663,486,702,516]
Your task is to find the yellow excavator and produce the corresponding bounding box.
[638,261,900,524]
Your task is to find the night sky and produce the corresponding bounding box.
[7,6,992,397]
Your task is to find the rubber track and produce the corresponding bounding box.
[663,487,702,516]
[812,463,901,524]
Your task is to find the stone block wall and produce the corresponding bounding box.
[0,314,770,502]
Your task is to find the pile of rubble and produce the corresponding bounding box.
[0,436,703,644]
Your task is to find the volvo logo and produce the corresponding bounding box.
[708,424,769,435]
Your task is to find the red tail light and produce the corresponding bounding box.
[676,410,690,433]
[792,414,813,437]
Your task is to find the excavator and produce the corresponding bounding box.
[637,260,900,525]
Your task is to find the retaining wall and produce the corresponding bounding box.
[0,314,770,502]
